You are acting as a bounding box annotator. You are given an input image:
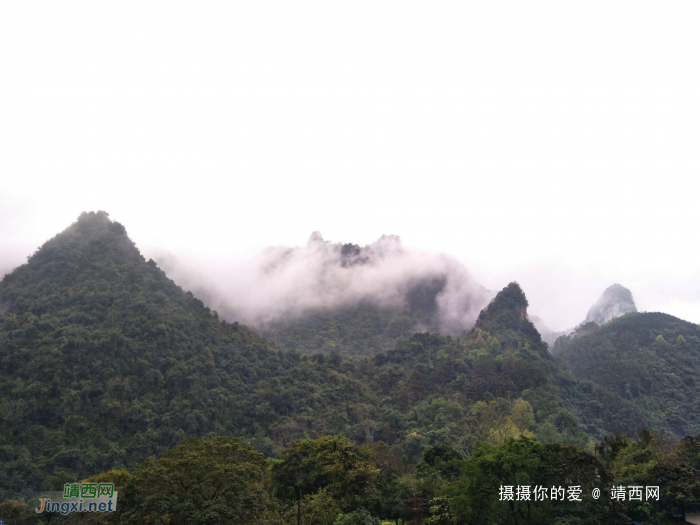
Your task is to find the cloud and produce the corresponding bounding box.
[154,232,493,334]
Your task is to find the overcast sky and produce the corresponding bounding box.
[1,1,699,331]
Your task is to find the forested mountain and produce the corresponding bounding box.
[0,212,294,496]
[0,213,584,498]
[159,231,494,357]
[1,212,698,523]
[554,311,700,438]
[0,213,518,498]
[261,280,454,356]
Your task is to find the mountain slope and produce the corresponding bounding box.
[530,284,637,349]
[0,215,589,498]
[0,213,525,497]
[262,272,466,356]
[467,283,649,440]
[0,212,679,501]
[553,312,700,438]
[159,232,494,357]
[0,212,304,496]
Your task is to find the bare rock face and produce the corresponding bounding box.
[585,284,637,326]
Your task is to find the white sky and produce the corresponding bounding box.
[1,1,699,331]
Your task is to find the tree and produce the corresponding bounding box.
[333,508,381,525]
[0,499,36,525]
[447,436,624,525]
[512,398,535,430]
[120,437,269,524]
[270,436,381,523]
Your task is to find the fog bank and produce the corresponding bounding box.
[154,232,493,334]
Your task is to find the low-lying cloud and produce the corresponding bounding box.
[154,233,493,335]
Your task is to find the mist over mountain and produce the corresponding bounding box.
[529,315,570,348]
[584,283,637,326]
[156,232,494,345]
[3,211,699,525]
[531,284,638,348]
[0,212,601,496]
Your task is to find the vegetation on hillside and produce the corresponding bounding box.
[262,302,419,356]
[1,212,699,523]
[3,431,699,524]
[262,274,464,357]
[554,312,700,438]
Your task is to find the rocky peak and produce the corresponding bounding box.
[585,284,637,326]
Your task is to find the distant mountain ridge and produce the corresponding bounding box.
[533,283,638,348]
[204,232,496,356]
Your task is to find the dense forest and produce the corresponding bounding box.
[255,237,490,358]
[262,301,421,357]
[554,312,700,438]
[1,212,699,523]
[3,431,700,524]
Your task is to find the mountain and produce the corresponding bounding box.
[261,270,488,356]
[2,214,698,524]
[584,283,637,326]
[0,213,598,498]
[553,311,700,438]
[0,212,685,502]
[261,301,425,356]
[166,232,495,357]
[530,284,637,349]
[0,212,299,496]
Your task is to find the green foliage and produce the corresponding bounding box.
[333,508,381,525]
[592,430,700,523]
[0,498,36,525]
[263,303,420,357]
[3,432,700,524]
[554,311,700,437]
[0,219,590,499]
[270,435,381,514]
[425,497,456,524]
[447,436,623,525]
[119,436,269,524]
[263,276,450,358]
[512,398,535,430]
[3,212,700,524]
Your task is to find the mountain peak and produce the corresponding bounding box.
[0,212,153,317]
[72,210,127,237]
[476,282,529,329]
[585,284,637,326]
[473,282,548,355]
[26,211,137,266]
